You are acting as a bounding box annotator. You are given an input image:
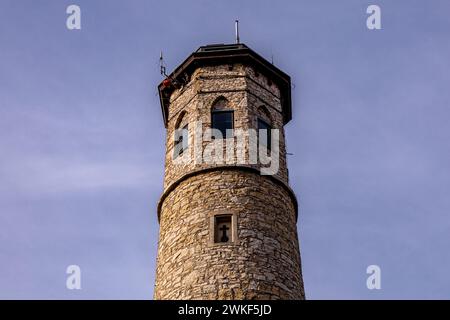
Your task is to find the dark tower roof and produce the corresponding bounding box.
[158,43,293,127]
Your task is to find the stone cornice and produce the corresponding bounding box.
[157,165,298,223]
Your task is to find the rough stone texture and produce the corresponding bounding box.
[154,62,304,300]
[154,170,304,300]
[162,64,289,190]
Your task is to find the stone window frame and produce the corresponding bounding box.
[209,212,238,246]
[257,118,272,151]
[257,105,272,124]
[173,123,189,158]
[173,111,189,159]
[210,96,235,139]
[256,105,273,152]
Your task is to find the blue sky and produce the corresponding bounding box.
[1,0,449,299]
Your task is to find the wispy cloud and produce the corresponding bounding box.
[0,156,160,195]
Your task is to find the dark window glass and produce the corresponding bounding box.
[211,111,234,138]
[258,118,271,150]
[174,124,188,158]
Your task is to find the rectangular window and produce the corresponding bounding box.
[214,215,232,243]
[173,125,188,158]
[258,118,271,150]
[211,111,234,139]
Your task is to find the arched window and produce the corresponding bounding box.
[173,111,188,158]
[258,105,272,124]
[257,106,272,151]
[211,97,234,139]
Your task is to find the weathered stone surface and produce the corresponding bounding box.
[162,64,289,191]
[155,170,304,300]
[154,62,305,300]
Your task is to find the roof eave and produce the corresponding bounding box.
[158,44,292,127]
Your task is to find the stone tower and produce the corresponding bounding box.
[154,43,305,300]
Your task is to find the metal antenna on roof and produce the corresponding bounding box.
[160,51,168,77]
[235,20,240,44]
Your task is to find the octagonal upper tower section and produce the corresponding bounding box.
[158,43,292,127]
[157,44,295,196]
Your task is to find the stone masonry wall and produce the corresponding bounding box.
[154,62,304,300]
[154,169,305,300]
[162,64,289,191]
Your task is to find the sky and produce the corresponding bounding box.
[0,0,449,299]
